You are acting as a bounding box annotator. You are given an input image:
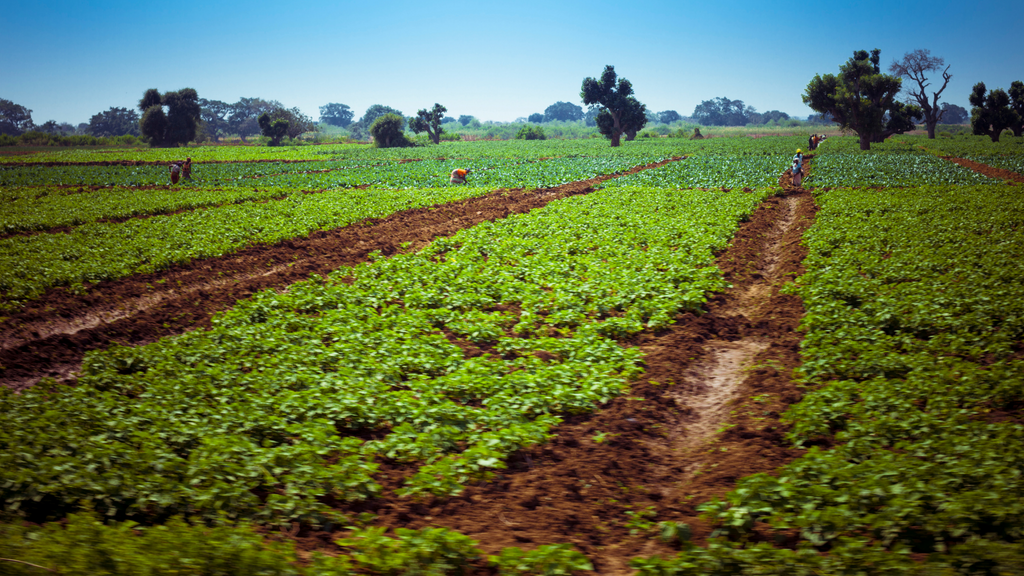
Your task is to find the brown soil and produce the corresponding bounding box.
[944,157,1024,183]
[0,158,679,391]
[279,187,817,573]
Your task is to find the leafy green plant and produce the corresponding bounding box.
[488,544,593,576]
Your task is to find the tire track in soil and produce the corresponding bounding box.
[0,158,680,390]
[282,176,818,573]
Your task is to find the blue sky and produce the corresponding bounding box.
[2,0,1022,125]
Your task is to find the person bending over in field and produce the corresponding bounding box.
[182,157,192,180]
[169,161,183,185]
[450,168,470,185]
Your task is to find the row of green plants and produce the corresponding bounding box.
[634,183,1024,574]
[0,185,298,235]
[0,185,497,307]
[807,152,996,187]
[0,185,768,526]
[0,508,591,575]
[0,154,670,190]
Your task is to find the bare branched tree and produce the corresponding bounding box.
[889,49,951,139]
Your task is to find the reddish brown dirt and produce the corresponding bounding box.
[276,188,818,573]
[0,158,679,391]
[944,157,1024,183]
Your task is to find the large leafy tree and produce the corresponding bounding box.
[369,113,411,148]
[163,89,201,146]
[527,113,544,123]
[258,112,288,146]
[620,97,648,141]
[458,115,474,126]
[888,49,952,139]
[803,49,922,150]
[410,103,447,144]
[692,97,754,126]
[0,98,34,136]
[87,107,140,137]
[319,103,354,127]
[581,65,647,147]
[1009,81,1024,137]
[969,82,1020,142]
[543,101,583,122]
[137,88,200,146]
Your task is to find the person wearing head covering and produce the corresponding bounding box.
[791,149,803,187]
[182,157,192,180]
[450,168,470,185]
[169,161,182,184]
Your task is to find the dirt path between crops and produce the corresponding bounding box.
[277,174,818,573]
[943,157,1024,183]
[0,158,680,391]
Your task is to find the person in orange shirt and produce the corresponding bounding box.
[450,168,470,184]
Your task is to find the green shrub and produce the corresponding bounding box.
[489,544,593,576]
[516,125,546,140]
[369,114,413,148]
[337,526,481,575]
[0,509,314,575]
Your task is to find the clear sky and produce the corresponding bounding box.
[2,0,1022,125]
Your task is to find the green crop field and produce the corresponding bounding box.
[2,135,1024,575]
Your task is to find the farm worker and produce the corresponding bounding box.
[450,168,470,185]
[182,157,192,180]
[791,149,803,187]
[808,134,815,151]
[169,161,182,185]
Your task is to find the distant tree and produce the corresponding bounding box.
[806,112,834,125]
[659,110,681,124]
[198,98,232,141]
[319,103,354,127]
[441,116,457,124]
[969,82,1020,142]
[1009,81,1024,137]
[369,113,412,148]
[584,107,599,127]
[139,106,169,146]
[138,88,200,146]
[760,110,790,124]
[527,113,544,123]
[938,103,969,124]
[139,89,162,112]
[269,107,314,139]
[889,49,952,139]
[361,105,404,129]
[258,112,289,146]
[458,115,475,126]
[621,98,648,141]
[516,125,546,140]
[163,88,201,146]
[803,49,922,150]
[543,101,583,122]
[38,120,62,135]
[410,103,447,144]
[87,107,141,137]
[0,98,34,136]
[229,97,278,142]
[692,97,754,126]
[581,65,647,147]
